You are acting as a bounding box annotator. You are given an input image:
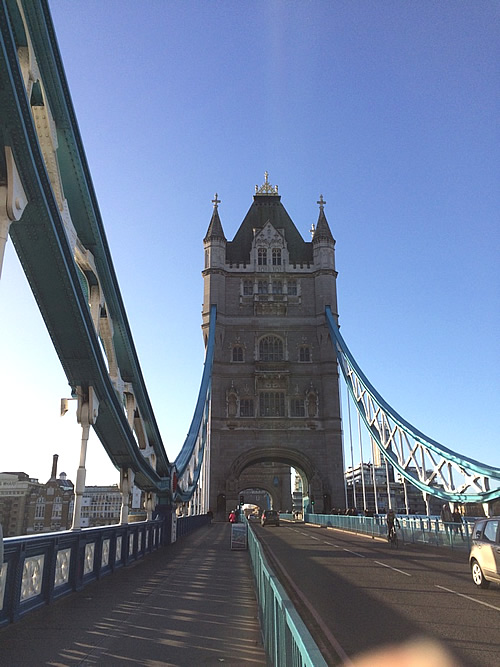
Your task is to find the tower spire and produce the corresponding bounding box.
[204,193,226,242]
[313,194,335,244]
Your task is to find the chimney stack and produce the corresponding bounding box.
[51,454,59,479]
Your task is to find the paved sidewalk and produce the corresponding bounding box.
[0,523,266,666]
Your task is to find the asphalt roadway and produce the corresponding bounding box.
[254,520,500,666]
[0,523,266,666]
[2,521,499,666]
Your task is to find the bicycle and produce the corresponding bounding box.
[388,525,399,549]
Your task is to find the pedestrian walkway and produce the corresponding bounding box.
[0,523,266,666]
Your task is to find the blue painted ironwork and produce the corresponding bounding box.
[0,1,216,508]
[325,307,500,504]
[1,1,172,494]
[173,305,216,502]
[247,522,329,666]
[0,515,210,627]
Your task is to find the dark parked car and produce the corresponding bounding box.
[261,509,280,527]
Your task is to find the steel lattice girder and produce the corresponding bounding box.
[325,307,500,504]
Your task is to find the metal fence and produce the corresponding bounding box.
[280,513,474,551]
[0,514,209,627]
[247,522,328,667]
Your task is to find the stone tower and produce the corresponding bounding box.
[202,175,345,518]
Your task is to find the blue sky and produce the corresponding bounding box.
[0,1,498,487]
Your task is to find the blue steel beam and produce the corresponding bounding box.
[325,307,500,504]
[0,1,171,494]
[173,305,216,502]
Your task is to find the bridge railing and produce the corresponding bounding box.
[247,522,328,667]
[281,513,474,551]
[0,514,209,628]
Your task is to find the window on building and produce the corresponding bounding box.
[272,248,282,266]
[35,497,45,519]
[243,280,253,295]
[291,398,306,417]
[258,280,268,294]
[259,392,285,417]
[232,346,244,362]
[299,346,311,362]
[287,280,297,295]
[272,281,282,294]
[259,335,284,361]
[258,248,267,265]
[52,496,62,519]
[240,399,254,417]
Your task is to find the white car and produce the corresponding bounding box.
[469,517,500,588]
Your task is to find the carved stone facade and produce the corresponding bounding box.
[202,177,345,518]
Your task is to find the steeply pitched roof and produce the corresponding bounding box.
[204,194,226,243]
[313,206,335,244]
[226,194,313,265]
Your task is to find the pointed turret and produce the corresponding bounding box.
[312,195,337,315]
[204,193,226,243]
[312,195,335,245]
[202,193,227,317]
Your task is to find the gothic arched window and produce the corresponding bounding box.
[243,280,253,295]
[272,248,282,266]
[258,248,267,265]
[272,280,282,294]
[258,280,267,294]
[259,335,284,361]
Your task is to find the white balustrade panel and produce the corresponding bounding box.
[21,554,44,601]
[54,548,71,587]
[116,536,122,562]
[84,543,95,575]
[101,538,110,568]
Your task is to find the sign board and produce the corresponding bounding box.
[230,523,248,550]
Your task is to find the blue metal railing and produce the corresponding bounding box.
[0,514,209,628]
[247,523,328,667]
[281,513,474,551]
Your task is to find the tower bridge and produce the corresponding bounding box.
[1,3,500,663]
[1,0,499,528]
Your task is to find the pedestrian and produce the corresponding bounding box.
[228,510,237,523]
[440,503,453,539]
[452,508,464,539]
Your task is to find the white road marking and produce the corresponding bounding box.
[343,548,366,558]
[374,560,412,576]
[435,585,500,612]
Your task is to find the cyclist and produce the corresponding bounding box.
[386,508,400,541]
